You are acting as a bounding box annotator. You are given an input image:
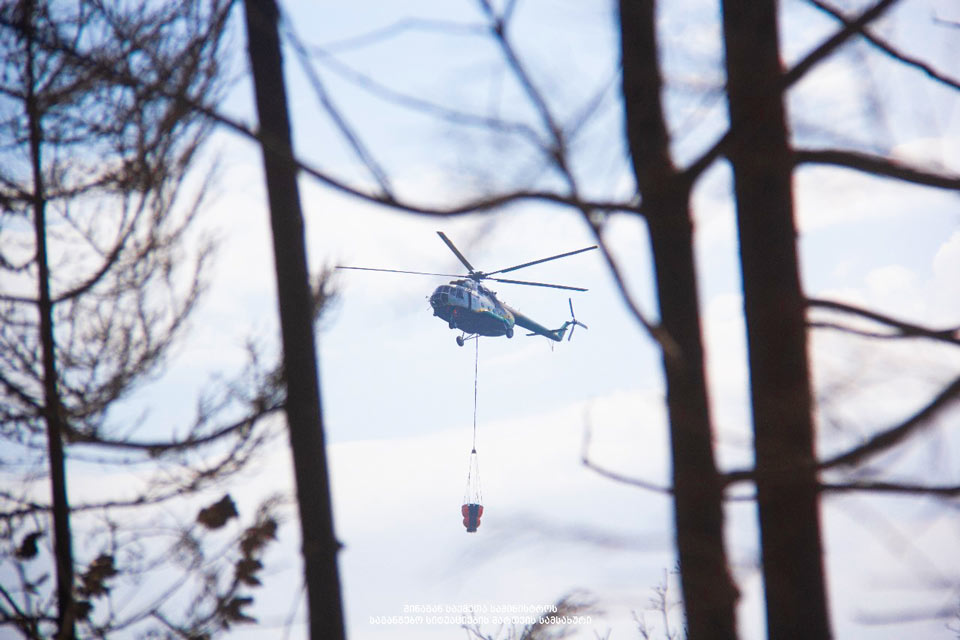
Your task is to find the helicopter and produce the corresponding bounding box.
[336,231,596,346]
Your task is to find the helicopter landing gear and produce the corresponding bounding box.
[505,325,514,339]
[456,333,478,347]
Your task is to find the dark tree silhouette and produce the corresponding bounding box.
[720,2,830,638]
[0,1,291,638]
[241,2,347,640]
[619,1,738,637]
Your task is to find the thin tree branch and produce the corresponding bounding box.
[319,17,487,54]
[305,45,546,150]
[0,12,645,223]
[63,401,284,453]
[476,0,566,163]
[808,298,960,346]
[682,0,902,185]
[582,456,674,495]
[299,16,550,157]
[580,416,672,495]
[49,166,188,305]
[807,0,960,93]
[784,0,901,86]
[281,14,395,199]
[722,376,960,487]
[820,480,960,496]
[0,371,41,412]
[186,101,641,216]
[0,582,40,640]
[808,320,922,341]
[0,424,275,522]
[590,230,672,352]
[819,376,960,470]
[794,148,960,190]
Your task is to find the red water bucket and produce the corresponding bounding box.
[461,503,483,532]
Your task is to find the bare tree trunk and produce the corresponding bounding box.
[242,2,346,639]
[21,1,77,636]
[619,2,738,638]
[720,2,831,638]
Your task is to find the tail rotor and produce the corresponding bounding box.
[566,298,588,341]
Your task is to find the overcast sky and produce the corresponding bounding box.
[76,0,960,638]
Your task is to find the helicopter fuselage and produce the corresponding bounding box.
[338,230,593,344]
[429,279,516,338]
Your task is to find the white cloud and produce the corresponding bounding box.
[891,137,960,173]
[863,264,924,319]
[222,389,676,640]
[932,230,960,319]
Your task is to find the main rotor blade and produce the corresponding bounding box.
[488,277,588,292]
[436,231,476,274]
[336,266,463,278]
[485,245,598,276]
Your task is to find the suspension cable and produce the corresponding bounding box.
[472,336,479,452]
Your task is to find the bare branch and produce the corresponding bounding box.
[820,480,960,496]
[281,14,395,199]
[63,400,284,453]
[582,457,674,495]
[807,0,960,93]
[794,148,960,191]
[783,0,902,87]
[721,377,960,489]
[0,10,646,225]
[819,376,960,471]
[809,321,952,341]
[0,581,39,640]
[476,0,565,158]
[682,0,903,185]
[581,418,672,495]
[304,36,546,150]
[176,95,641,217]
[808,298,960,346]
[319,17,487,54]
[590,229,676,354]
